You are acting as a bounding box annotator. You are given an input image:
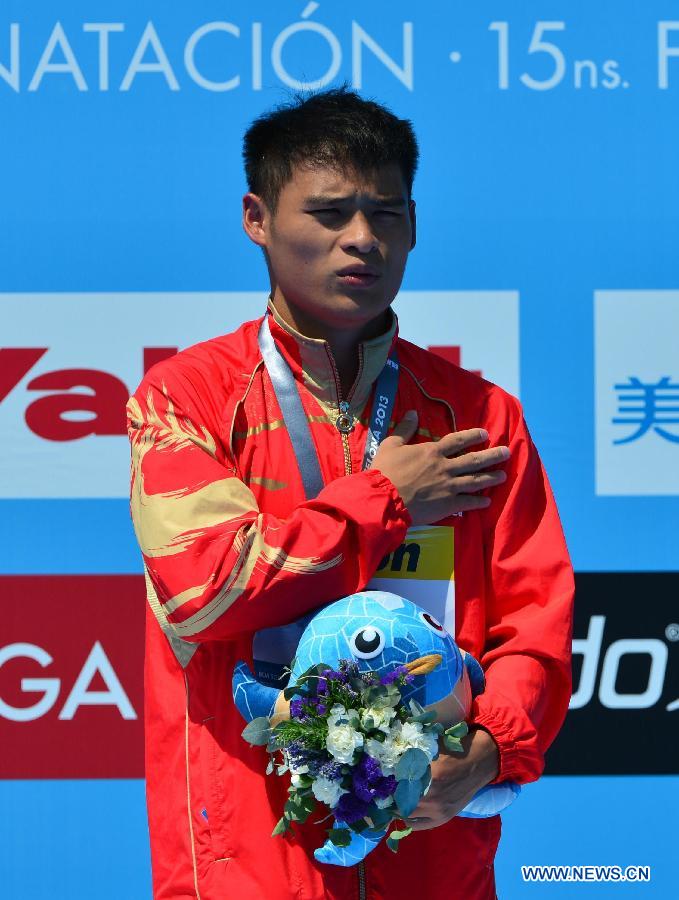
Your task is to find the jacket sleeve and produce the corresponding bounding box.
[126,361,411,643]
[469,393,574,785]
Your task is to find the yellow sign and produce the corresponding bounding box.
[367,525,456,634]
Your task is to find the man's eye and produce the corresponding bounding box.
[375,210,401,217]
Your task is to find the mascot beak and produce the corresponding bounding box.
[405,653,443,676]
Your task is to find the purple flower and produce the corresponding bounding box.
[318,760,343,781]
[335,793,370,825]
[380,665,414,685]
[380,666,406,685]
[286,740,328,776]
[339,659,360,678]
[316,703,327,715]
[289,699,305,718]
[352,753,397,803]
[373,774,397,800]
[317,677,328,695]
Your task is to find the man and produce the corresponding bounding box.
[127,88,573,899]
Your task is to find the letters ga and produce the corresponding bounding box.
[0,641,137,722]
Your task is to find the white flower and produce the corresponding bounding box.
[312,775,347,808]
[365,721,439,776]
[365,736,401,775]
[326,721,364,763]
[290,773,304,788]
[360,705,395,734]
[327,703,347,726]
[327,703,359,727]
[399,721,439,762]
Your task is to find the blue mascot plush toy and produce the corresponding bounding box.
[233,590,520,866]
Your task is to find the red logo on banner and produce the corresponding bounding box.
[427,345,482,377]
[0,575,145,778]
[0,347,177,442]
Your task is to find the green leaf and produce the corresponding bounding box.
[408,699,426,717]
[394,779,422,818]
[241,717,272,746]
[408,710,437,725]
[420,765,432,797]
[328,828,352,847]
[272,817,289,837]
[443,734,464,753]
[284,798,308,823]
[446,721,469,739]
[298,793,316,815]
[265,758,274,775]
[395,747,429,782]
[386,826,413,853]
[347,711,360,729]
[361,685,384,707]
[363,683,400,709]
[443,721,469,753]
[365,805,393,830]
[283,685,304,701]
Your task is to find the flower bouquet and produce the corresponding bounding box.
[234,590,521,865]
[241,657,469,864]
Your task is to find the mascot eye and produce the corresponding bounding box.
[420,612,446,636]
[349,626,386,659]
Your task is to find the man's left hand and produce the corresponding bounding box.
[407,727,500,831]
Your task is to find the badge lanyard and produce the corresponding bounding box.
[257,315,399,500]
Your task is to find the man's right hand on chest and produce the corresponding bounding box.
[372,411,510,525]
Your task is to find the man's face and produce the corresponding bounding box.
[244,162,416,332]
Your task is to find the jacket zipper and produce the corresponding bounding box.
[358,861,367,900]
[325,343,364,477]
[327,342,370,898]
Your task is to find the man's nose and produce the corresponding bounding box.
[340,211,379,254]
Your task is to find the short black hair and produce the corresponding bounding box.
[243,87,419,211]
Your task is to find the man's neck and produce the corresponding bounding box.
[271,293,390,399]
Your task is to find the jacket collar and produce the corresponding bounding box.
[266,297,399,416]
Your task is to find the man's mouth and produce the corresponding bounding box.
[336,266,381,287]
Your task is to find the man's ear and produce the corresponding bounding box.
[408,199,417,251]
[243,193,269,247]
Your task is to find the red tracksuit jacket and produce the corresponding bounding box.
[127,299,574,899]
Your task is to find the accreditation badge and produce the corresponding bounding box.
[365,524,456,635]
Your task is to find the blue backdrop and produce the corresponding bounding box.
[1,2,677,896]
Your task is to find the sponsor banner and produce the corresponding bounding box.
[0,575,144,779]
[5,570,676,780]
[594,290,679,496]
[0,290,520,499]
[547,572,679,775]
